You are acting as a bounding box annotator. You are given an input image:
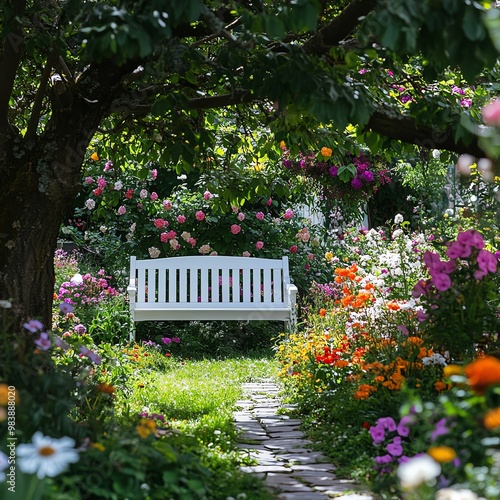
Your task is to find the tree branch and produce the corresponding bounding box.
[0,0,26,136]
[302,0,377,56]
[367,109,484,157]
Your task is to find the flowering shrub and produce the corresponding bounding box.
[413,229,500,359]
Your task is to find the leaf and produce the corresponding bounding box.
[462,7,485,41]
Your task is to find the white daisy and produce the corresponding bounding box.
[397,454,441,490]
[17,432,80,479]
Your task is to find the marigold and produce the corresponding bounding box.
[464,356,500,394]
[97,383,115,394]
[137,418,157,438]
[90,151,99,161]
[443,364,464,378]
[427,446,456,463]
[319,308,327,317]
[434,380,448,392]
[484,407,500,430]
[0,384,18,405]
[321,146,333,158]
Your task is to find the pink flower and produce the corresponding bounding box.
[139,189,148,199]
[160,232,168,243]
[154,218,166,229]
[446,241,471,260]
[255,241,264,250]
[237,212,245,222]
[34,332,51,351]
[290,245,298,253]
[97,177,107,189]
[457,229,485,250]
[151,169,158,180]
[307,253,314,260]
[477,249,498,273]
[203,190,211,200]
[256,212,265,221]
[79,346,102,365]
[433,273,452,292]
[104,160,113,171]
[195,211,206,221]
[266,198,272,206]
[150,192,158,201]
[177,215,186,223]
[231,224,241,235]
[482,99,500,126]
[242,251,251,257]
[199,244,211,254]
[231,205,239,213]
[85,176,94,185]
[163,200,173,210]
[283,209,294,220]
[117,206,126,215]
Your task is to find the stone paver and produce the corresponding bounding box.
[234,380,374,500]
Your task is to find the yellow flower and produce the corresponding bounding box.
[484,407,500,430]
[136,418,157,438]
[90,442,106,452]
[443,364,463,378]
[279,140,286,149]
[325,251,333,261]
[90,151,99,161]
[427,446,456,463]
[320,147,333,158]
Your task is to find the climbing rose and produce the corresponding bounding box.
[139,189,148,199]
[203,190,211,200]
[154,219,166,229]
[150,192,158,201]
[177,215,186,223]
[290,245,298,253]
[255,241,264,250]
[151,169,158,180]
[237,212,245,221]
[283,209,294,220]
[482,99,500,126]
[256,212,265,221]
[85,176,93,185]
[117,206,126,216]
[195,211,206,221]
[125,189,134,199]
[230,224,241,235]
[163,200,173,210]
[85,199,95,210]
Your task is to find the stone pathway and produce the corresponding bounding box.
[233,380,374,500]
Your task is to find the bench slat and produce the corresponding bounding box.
[201,268,209,302]
[274,267,283,303]
[242,268,251,303]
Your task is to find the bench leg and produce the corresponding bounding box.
[129,320,136,344]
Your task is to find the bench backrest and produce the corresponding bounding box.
[130,255,292,305]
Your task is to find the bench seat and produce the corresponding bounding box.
[127,255,298,341]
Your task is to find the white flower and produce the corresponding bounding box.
[99,226,107,233]
[148,247,161,259]
[70,273,83,285]
[436,488,484,500]
[394,214,404,224]
[397,454,441,490]
[17,432,80,479]
[85,199,95,210]
[422,353,448,366]
[0,300,12,309]
[139,189,148,199]
[114,180,123,190]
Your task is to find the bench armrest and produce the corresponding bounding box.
[127,278,137,306]
[285,283,298,306]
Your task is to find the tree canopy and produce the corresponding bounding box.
[1,0,500,326]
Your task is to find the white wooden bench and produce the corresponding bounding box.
[127,255,298,342]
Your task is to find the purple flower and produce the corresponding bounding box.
[361,170,374,182]
[431,418,450,442]
[387,436,403,456]
[283,159,292,169]
[477,249,498,273]
[375,454,393,465]
[74,324,87,335]
[172,337,181,343]
[378,417,397,432]
[162,337,172,345]
[369,425,386,445]
[34,332,52,351]
[397,415,413,437]
[351,177,363,190]
[23,319,44,333]
[54,336,70,351]
[397,324,409,336]
[79,346,102,365]
[457,229,485,250]
[59,302,74,314]
[432,273,452,292]
[446,241,471,260]
[329,166,338,177]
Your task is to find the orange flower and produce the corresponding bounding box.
[319,308,327,317]
[427,446,456,463]
[483,407,500,430]
[90,151,99,161]
[97,383,115,394]
[136,418,157,438]
[334,360,349,368]
[443,364,464,378]
[320,146,333,158]
[280,140,286,149]
[434,380,448,392]
[464,356,500,394]
[387,300,401,311]
[408,336,424,345]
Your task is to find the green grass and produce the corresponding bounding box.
[122,353,280,500]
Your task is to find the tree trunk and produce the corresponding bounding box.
[0,140,84,329]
